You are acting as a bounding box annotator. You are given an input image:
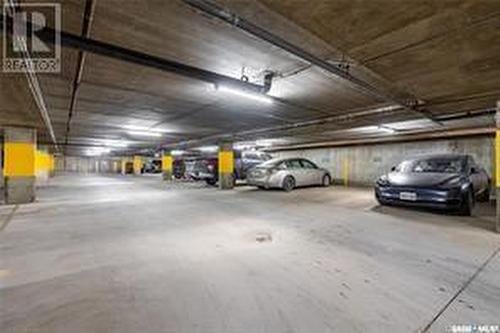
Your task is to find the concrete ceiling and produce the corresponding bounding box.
[1,0,499,155]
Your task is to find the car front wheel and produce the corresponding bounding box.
[322,174,331,187]
[477,182,491,202]
[205,178,217,186]
[459,190,474,216]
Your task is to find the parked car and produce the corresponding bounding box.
[375,154,491,215]
[199,150,272,186]
[173,159,186,179]
[198,158,218,185]
[185,159,212,181]
[142,159,161,173]
[247,157,331,191]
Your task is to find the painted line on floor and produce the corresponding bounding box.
[0,269,12,278]
[0,205,19,232]
[421,245,500,332]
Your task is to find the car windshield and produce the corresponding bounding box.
[258,158,283,168]
[244,152,272,161]
[397,157,464,174]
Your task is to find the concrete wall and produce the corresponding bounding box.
[57,156,121,174]
[274,136,493,186]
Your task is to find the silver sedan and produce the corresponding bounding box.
[247,158,331,191]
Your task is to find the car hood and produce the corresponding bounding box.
[387,172,461,187]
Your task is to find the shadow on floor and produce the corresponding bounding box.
[371,201,496,232]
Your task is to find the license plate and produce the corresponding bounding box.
[399,192,417,201]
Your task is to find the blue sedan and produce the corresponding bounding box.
[375,154,490,215]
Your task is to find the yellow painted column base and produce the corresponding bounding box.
[162,155,173,181]
[4,176,36,204]
[218,144,234,190]
[133,156,143,175]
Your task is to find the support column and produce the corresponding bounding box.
[218,142,234,190]
[133,156,142,175]
[112,160,119,174]
[162,151,173,181]
[48,154,55,177]
[496,102,500,233]
[35,146,50,186]
[343,157,349,187]
[3,127,37,204]
[121,158,128,175]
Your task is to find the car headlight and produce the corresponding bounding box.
[376,175,390,187]
[440,177,462,189]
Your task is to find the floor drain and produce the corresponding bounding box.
[255,232,272,243]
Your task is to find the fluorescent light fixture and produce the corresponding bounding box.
[196,145,218,153]
[371,104,401,113]
[256,139,273,147]
[234,143,254,150]
[171,150,184,156]
[378,126,396,134]
[127,130,162,137]
[85,147,111,156]
[99,139,129,148]
[217,85,273,104]
[355,125,379,132]
[384,119,436,131]
[256,138,287,147]
[123,125,170,133]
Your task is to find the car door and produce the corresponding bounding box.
[285,159,307,186]
[300,159,321,185]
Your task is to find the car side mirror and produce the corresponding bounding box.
[390,166,396,172]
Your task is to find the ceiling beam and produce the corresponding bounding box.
[161,104,493,150]
[0,13,273,95]
[266,126,494,152]
[161,104,407,149]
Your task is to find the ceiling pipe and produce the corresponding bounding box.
[433,108,495,122]
[64,0,97,148]
[0,14,273,95]
[182,0,441,125]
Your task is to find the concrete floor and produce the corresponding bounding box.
[0,174,499,333]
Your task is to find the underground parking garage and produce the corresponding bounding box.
[1,0,500,332]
